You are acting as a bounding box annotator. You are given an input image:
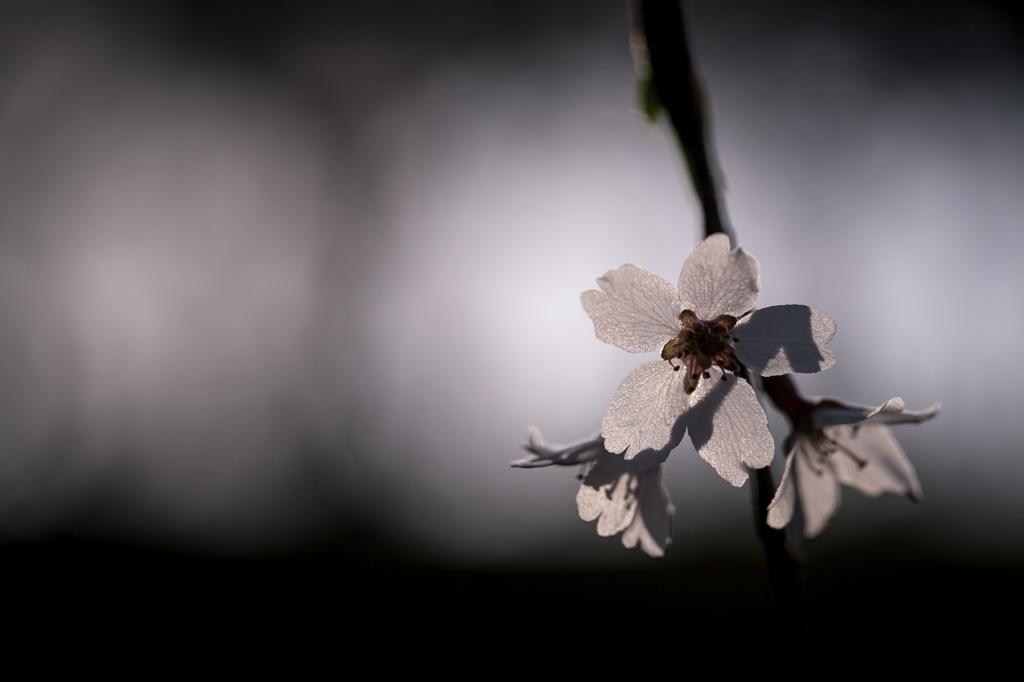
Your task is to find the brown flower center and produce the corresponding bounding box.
[661,310,740,394]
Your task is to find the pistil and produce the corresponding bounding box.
[661,309,741,394]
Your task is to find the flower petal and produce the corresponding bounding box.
[863,397,906,419]
[511,426,604,467]
[677,233,760,319]
[826,424,923,502]
[734,305,836,376]
[767,451,797,530]
[621,466,674,557]
[795,438,840,538]
[807,407,875,430]
[581,264,681,353]
[865,402,941,426]
[685,374,774,487]
[601,360,691,463]
[576,452,638,536]
[808,397,903,431]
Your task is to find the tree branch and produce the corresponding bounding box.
[635,0,733,243]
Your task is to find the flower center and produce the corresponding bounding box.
[661,310,740,394]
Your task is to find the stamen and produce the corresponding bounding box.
[833,441,868,469]
[799,448,826,476]
[666,310,743,393]
[810,435,835,458]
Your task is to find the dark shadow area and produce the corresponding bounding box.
[684,372,733,453]
[735,305,829,374]
[1,534,1017,652]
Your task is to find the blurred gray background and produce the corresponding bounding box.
[0,0,1021,570]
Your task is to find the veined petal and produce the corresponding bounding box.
[677,233,760,319]
[582,264,681,353]
[865,402,941,426]
[511,426,604,468]
[795,437,840,539]
[601,360,692,462]
[576,452,639,537]
[767,451,797,530]
[826,424,923,502]
[685,374,774,487]
[734,305,836,376]
[621,466,674,557]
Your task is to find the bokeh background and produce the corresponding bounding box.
[1,0,1021,638]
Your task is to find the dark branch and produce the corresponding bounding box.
[636,0,733,243]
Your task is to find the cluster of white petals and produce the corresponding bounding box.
[767,398,941,538]
[513,428,674,557]
[582,234,836,486]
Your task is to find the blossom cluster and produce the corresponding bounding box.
[517,234,937,556]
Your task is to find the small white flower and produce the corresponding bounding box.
[766,398,940,538]
[582,233,836,485]
[514,428,674,557]
[577,451,674,558]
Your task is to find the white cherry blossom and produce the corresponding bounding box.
[513,428,674,557]
[581,233,836,486]
[767,398,940,538]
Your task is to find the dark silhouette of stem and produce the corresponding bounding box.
[635,0,801,631]
[636,0,733,243]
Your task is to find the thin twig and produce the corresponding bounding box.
[635,0,733,244]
